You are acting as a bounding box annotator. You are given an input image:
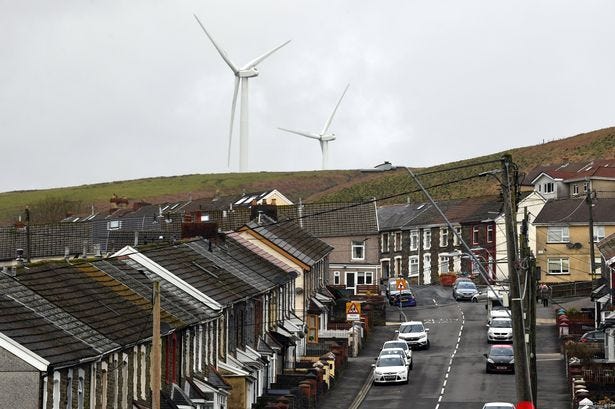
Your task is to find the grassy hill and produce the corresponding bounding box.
[1,127,614,225]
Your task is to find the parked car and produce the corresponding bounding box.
[386,277,409,304]
[382,340,412,360]
[472,285,509,303]
[488,307,511,325]
[372,354,409,385]
[484,344,515,374]
[487,317,513,343]
[452,277,472,290]
[482,403,515,409]
[453,281,479,301]
[396,321,430,350]
[391,289,417,307]
[379,347,413,370]
[580,330,605,343]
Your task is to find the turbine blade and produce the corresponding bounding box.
[242,40,291,70]
[278,127,320,140]
[194,14,239,74]
[228,77,240,167]
[321,83,350,134]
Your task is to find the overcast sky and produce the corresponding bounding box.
[2,1,615,193]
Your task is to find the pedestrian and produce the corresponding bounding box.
[539,283,550,307]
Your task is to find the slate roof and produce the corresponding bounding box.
[139,241,259,306]
[92,258,218,324]
[524,160,615,185]
[533,198,615,225]
[11,262,185,346]
[242,215,333,266]
[276,202,379,237]
[0,292,101,367]
[378,196,503,230]
[598,233,615,264]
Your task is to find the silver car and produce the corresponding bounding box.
[453,281,479,301]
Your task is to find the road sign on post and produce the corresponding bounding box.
[346,301,361,321]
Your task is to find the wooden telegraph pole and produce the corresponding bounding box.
[501,154,533,405]
[151,280,161,409]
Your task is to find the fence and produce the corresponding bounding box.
[550,281,593,299]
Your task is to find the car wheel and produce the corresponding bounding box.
[425,341,430,350]
[403,378,409,385]
[472,297,478,303]
[409,361,413,370]
[486,367,490,374]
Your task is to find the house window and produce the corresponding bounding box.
[77,369,85,409]
[351,241,365,260]
[307,314,319,344]
[333,271,340,285]
[472,226,480,245]
[547,257,570,274]
[439,228,449,247]
[487,225,494,243]
[357,271,373,285]
[438,255,450,273]
[200,214,210,222]
[107,220,121,230]
[543,182,554,193]
[423,230,431,250]
[410,230,419,251]
[547,226,570,243]
[394,232,402,251]
[572,184,579,195]
[453,226,462,246]
[591,258,602,276]
[593,225,605,242]
[423,254,431,276]
[381,233,390,252]
[66,369,73,409]
[583,182,589,193]
[394,257,402,276]
[409,256,419,277]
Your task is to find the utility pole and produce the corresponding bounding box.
[501,154,533,405]
[521,207,537,404]
[586,185,597,281]
[151,280,161,409]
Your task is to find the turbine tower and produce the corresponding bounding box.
[194,14,290,171]
[279,84,350,170]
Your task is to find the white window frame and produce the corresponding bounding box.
[394,232,402,251]
[351,240,366,260]
[440,228,449,247]
[423,254,431,275]
[107,220,122,230]
[333,271,340,285]
[487,225,494,243]
[394,256,402,276]
[356,271,373,285]
[200,214,210,222]
[423,230,431,250]
[472,226,480,245]
[591,258,602,276]
[547,226,570,243]
[409,256,419,277]
[547,257,570,275]
[593,225,605,242]
[438,255,450,273]
[410,230,419,251]
[544,182,554,193]
[572,184,579,195]
[381,233,390,252]
[453,227,462,246]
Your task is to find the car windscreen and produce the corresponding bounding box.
[457,282,476,289]
[490,347,513,356]
[377,356,405,367]
[400,324,423,333]
[491,320,512,328]
[384,342,406,350]
[380,349,404,359]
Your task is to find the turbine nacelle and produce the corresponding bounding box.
[320,133,335,142]
[238,68,259,78]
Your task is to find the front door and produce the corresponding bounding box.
[423,254,432,285]
[345,271,356,294]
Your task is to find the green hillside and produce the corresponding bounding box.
[1,127,614,226]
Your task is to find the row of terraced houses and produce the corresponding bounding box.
[1,160,615,408]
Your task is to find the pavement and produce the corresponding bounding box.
[316,289,592,409]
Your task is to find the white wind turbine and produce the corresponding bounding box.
[278,84,350,170]
[194,14,290,171]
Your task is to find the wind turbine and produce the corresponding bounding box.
[278,84,350,170]
[194,14,290,171]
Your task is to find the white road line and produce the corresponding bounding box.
[441,387,445,395]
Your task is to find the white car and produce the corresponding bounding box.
[396,321,430,350]
[482,403,515,409]
[380,347,413,370]
[487,317,513,343]
[488,308,511,325]
[382,340,412,360]
[372,354,409,385]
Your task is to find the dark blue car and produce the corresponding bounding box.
[392,290,416,307]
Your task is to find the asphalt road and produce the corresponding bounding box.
[360,285,518,409]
